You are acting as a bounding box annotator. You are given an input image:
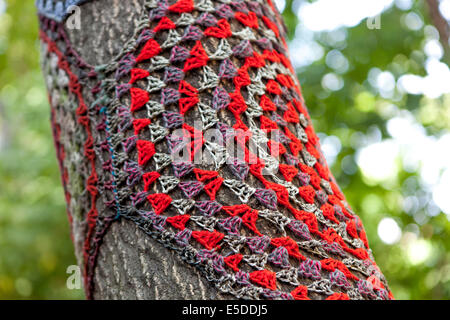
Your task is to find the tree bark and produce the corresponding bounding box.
[38,0,393,300]
[426,0,450,53]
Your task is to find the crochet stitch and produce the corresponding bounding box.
[38,0,393,300]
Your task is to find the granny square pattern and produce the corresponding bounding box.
[37,0,392,300]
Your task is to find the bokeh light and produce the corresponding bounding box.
[378,217,402,244]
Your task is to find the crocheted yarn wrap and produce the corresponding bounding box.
[38,0,393,300]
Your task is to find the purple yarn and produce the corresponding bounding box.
[172,161,194,178]
[218,59,238,79]
[179,181,204,198]
[298,259,322,280]
[182,25,203,41]
[195,200,223,217]
[218,216,242,236]
[212,87,231,110]
[287,220,312,240]
[170,45,190,63]
[268,246,290,269]
[246,236,271,254]
[227,157,249,180]
[253,188,277,210]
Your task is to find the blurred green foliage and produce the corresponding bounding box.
[0,0,83,299]
[0,0,449,299]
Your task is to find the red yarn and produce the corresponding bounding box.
[327,194,353,220]
[323,228,371,261]
[266,0,277,12]
[233,68,251,89]
[182,123,203,140]
[326,293,350,300]
[276,74,294,88]
[310,172,322,190]
[147,193,172,215]
[233,118,249,132]
[367,275,385,291]
[291,209,320,234]
[181,124,204,161]
[299,163,315,175]
[133,118,151,135]
[267,140,286,157]
[166,215,190,230]
[193,168,219,182]
[245,52,265,69]
[321,203,339,224]
[320,258,358,281]
[228,91,248,116]
[291,286,310,300]
[330,181,345,200]
[136,39,161,63]
[266,79,282,95]
[278,52,292,70]
[249,162,265,181]
[278,163,298,182]
[191,230,224,250]
[262,49,280,63]
[179,96,199,114]
[299,164,320,190]
[179,80,198,97]
[241,209,262,236]
[129,68,150,84]
[346,219,358,239]
[348,247,369,260]
[271,237,306,261]
[283,102,300,123]
[265,181,290,207]
[137,140,156,166]
[183,41,209,72]
[204,19,232,38]
[249,269,277,290]
[259,95,277,111]
[41,31,100,297]
[292,98,309,119]
[389,291,395,300]
[359,228,369,249]
[305,142,321,160]
[298,186,316,204]
[188,139,204,161]
[260,115,279,132]
[284,127,303,156]
[235,12,259,29]
[261,15,279,37]
[168,0,194,13]
[322,228,345,246]
[142,171,160,191]
[224,254,243,272]
[304,125,319,145]
[204,177,223,200]
[153,16,176,33]
[222,204,252,217]
[315,162,330,181]
[130,87,150,112]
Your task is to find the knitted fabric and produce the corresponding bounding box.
[38,0,393,300]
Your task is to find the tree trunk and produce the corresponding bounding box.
[37,0,393,300]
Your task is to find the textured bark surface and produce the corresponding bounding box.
[64,0,227,300]
[94,219,223,299]
[39,0,392,301]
